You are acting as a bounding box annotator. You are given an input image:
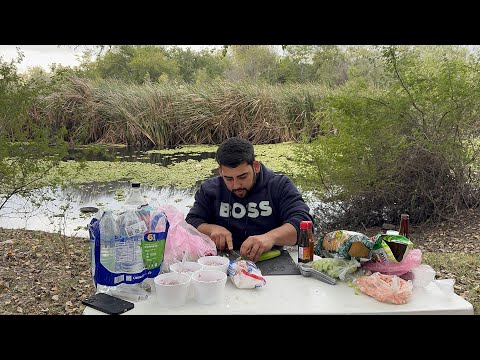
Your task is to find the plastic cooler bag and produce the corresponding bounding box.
[88,207,169,290]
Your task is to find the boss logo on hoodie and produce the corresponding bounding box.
[219,201,272,218]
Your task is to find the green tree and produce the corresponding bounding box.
[297,45,480,229]
[82,45,181,84]
[95,45,135,81]
[345,45,390,88]
[310,46,348,87]
[0,50,68,212]
[168,46,228,83]
[278,45,318,83]
[129,46,179,83]
[225,45,279,83]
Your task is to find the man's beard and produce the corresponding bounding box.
[232,170,257,198]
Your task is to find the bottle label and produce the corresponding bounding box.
[142,232,167,270]
[115,238,138,266]
[125,221,148,237]
[298,246,310,263]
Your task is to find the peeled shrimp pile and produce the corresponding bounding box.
[354,272,413,304]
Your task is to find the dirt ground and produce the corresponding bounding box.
[0,207,479,315]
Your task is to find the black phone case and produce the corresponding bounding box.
[82,293,135,315]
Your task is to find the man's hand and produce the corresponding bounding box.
[207,224,233,251]
[240,234,274,262]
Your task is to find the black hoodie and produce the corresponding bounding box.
[185,163,313,249]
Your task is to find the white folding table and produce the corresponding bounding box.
[83,251,474,315]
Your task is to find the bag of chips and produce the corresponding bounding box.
[317,230,375,260]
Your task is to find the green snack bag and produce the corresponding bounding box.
[371,234,414,263]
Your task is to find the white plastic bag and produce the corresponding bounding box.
[228,260,266,289]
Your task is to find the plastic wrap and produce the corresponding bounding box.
[361,248,422,276]
[228,260,266,289]
[308,257,361,281]
[159,205,217,271]
[354,272,413,304]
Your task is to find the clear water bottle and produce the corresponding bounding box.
[98,210,119,273]
[116,182,148,273]
[117,209,146,273]
[124,182,147,207]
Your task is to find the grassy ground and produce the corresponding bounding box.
[422,252,480,314]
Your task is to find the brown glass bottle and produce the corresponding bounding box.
[398,213,410,239]
[298,221,311,263]
[306,221,314,262]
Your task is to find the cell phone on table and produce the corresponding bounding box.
[82,293,135,315]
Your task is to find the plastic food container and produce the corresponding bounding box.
[197,255,230,274]
[191,270,227,305]
[154,272,191,308]
[170,261,202,299]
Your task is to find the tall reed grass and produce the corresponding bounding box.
[38,77,330,148]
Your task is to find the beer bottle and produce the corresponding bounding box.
[298,221,311,263]
[398,213,410,239]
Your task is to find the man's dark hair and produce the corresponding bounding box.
[215,137,255,167]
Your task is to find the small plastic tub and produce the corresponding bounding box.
[197,255,230,274]
[170,261,202,299]
[154,272,191,308]
[191,270,227,305]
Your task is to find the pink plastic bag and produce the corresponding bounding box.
[361,248,422,276]
[159,205,217,271]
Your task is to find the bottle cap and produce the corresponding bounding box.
[300,221,309,230]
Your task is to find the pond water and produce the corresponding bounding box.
[0,145,323,238]
[0,181,196,238]
[66,146,217,165]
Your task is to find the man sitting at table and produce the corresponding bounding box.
[185,137,314,262]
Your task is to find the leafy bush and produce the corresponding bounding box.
[296,46,480,231]
[0,50,68,212]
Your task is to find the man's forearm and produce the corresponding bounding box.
[197,223,217,238]
[264,223,298,247]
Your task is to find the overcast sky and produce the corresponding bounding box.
[0,45,220,73]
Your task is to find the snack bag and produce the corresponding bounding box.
[228,260,266,289]
[318,230,375,260]
[370,234,414,263]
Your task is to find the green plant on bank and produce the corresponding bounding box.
[295,45,480,231]
[43,185,84,254]
[0,50,73,214]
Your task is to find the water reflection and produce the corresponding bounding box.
[66,146,217,166]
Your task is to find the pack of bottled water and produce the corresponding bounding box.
[88,183,169,301]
